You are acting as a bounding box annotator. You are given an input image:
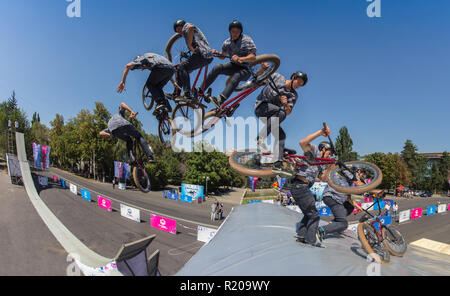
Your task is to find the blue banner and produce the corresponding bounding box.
[168,193,179,200]
[61,179,66,189]
[32,143,42,169]
[318,207,332,216]
[427,205,436,216]
[179,194,192,203]
[248,200,261,204]
[81,189,91,202]
[181,183,204,201]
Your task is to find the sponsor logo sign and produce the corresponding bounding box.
[38,176,48,186]
[150,214,176,234]
[70,183,77,195]
[81,189,91,202]
[410,208,423,220]
[181,183,204,201]
[97,196,112,212]
[319,207,332,217]
[61,179,66,189]
[120,204,140,223]
[437,204,447,213]
[373,216,392,230]
[167,193,179,200]
[427,205,436,216]
[197,226,217,243]
[399,209,411,223]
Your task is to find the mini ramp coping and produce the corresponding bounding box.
[16,132,159,276]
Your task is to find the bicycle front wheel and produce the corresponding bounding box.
[234,54,281,91]
[133,166,150,193]
[326,161,382,195]
[382,225,407,257]
[357,223,390,264]
[171,101,204,138]
[229,149,277,177]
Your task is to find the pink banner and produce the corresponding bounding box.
[150,214,177,235]
[410,208,422,219]
[364,197,373,203]
[353,202,362,213]
[97,196,112,212]
[448,203,450,211]
[53,176,57,182]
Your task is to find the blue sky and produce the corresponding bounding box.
[0,0,449,155]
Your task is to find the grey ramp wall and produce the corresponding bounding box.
[176,203,450,276]
[15,132,122,275]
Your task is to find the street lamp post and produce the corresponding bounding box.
[205,176,209,199]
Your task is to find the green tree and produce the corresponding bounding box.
[438,152,450,192]
[335,126,358,162]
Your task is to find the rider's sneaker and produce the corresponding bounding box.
[316,227,325,243]
[271,161,293,177]
[210,94,225,108]
[147,155,156,164]
[295,236,306,244]
[183,91,194,102]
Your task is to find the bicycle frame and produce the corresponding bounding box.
[261,152,336,168]
[360,198,386,242]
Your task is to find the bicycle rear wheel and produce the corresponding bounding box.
[171,101,204,138]
[133,166,150,193]
[357,223,390,264]
[326,161,382,195]
[142,85,154,111]
[234,54,281,91]
[382,225,407,256]
[229,149,278,177]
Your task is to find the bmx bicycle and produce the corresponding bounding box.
[229,123,383,195]
[164,32,281,138]
[357,198,407,264]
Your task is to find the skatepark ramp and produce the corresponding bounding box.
[16,132,159,276]
[176,203,450,276]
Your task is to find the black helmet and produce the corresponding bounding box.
[173,19,186,32]
[318,141,331,152]
[291,71,308,85]
[229,20,243,33]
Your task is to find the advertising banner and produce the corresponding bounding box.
[437,204,447,213]
[53,175,58,182]
[61,179,66,189]
[364,197,373,203]
[70,183,77,195]
[410,208,423,220]
[426,205,436,216]
[167,193,179,201]
[361,203,372,210]
[120,204,140,223]
[399,209,411,223]
[81,189,91,202]
[181,183,204,201]
[32,143,42,169]
[318,207,332,216]
[310,182,328,200]
[38,176,48,186]
[42,145,51,170]
[150,214,176,235]
[98,196,112,212]
[262,199,275,204]
[197,226,217,243]
[6,153,21,177]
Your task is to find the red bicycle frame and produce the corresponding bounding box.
[261,153,336,167]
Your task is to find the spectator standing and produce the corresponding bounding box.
[393,202,398,218]
[384,201,391,217]
[211,202,217,221]
[112,178,116,189]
